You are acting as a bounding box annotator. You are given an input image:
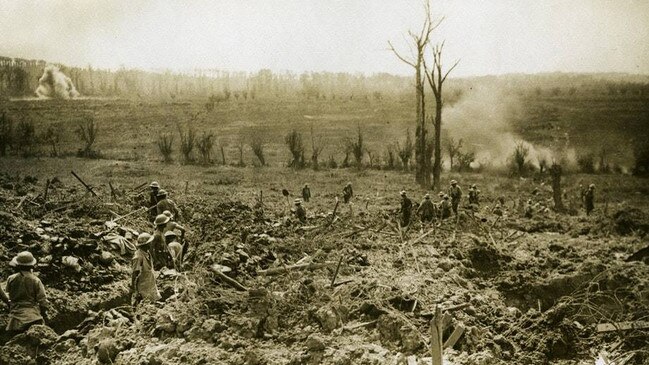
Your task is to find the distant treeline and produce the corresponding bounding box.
[1,55,648,100]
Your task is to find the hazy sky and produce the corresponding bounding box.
[1,0,648,76]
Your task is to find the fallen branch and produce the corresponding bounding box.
[257,262,336,276]
[211,264,247,291]
[343,320,377,332]
[71,171,97,196]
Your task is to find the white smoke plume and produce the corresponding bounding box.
[35,65,80,99]
[443,84,573,169]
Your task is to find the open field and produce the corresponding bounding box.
[2,94,648,167]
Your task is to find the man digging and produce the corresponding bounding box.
[4,251,50,335]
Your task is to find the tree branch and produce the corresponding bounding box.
[388,40,416,68]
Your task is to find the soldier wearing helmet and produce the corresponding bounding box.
[4,251,49,334]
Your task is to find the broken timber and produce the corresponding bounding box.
[71,171,97,196]
[597,321,649,333]
[257,262,336,276]
[211,264,247,291]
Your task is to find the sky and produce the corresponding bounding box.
[1,0,648,77]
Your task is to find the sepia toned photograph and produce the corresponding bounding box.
[0,1,648,364]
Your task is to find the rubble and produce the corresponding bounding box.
[0,171,648,364]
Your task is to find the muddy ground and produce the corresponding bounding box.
[0,161,648,365]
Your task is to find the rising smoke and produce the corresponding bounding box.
[35,65,80,99]
[443,85,571,169]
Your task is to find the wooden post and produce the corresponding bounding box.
[430,306,443,365]
[108,181,116,200]
[330,255,344,287]
[185,181,189,194]
[43,178,51,203]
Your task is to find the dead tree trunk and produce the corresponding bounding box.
[425,42,459,191]
[389,0,440,188]
[550,163,564,211]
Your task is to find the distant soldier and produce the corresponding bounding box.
[148,181,160,221]
[342,182,354,203]
[468,184,480,205]
[4,251,49,334]
[524,199,534,218]
[439,195,452,219]
[448,180,463,215]
[293,199,307,223]
[150,214,175,270]
[399,191,413,227]
[156,190,180,221]
[302,184,311,202]
[131,233,161,305]
[417,193,436,223]
[164,231,184,271]
[584,184,595,216]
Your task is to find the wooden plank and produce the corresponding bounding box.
[443,324,465,349]
[597,321,649,333]
[430,306,443,365]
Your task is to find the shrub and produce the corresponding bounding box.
[576,153,595,174]
[250,137,265,166]
[156,133,174,163]
[43,125,61,157]
[633,139,649,176]
[16,118,37,157]
[197,132,215,165]
[235,141,246,167]
[456,150,476,172]
[310,126,324,170]
[0,111,13,156]
[509,141,530,176]
[385,145,396,170]
[75,116,99,158]
[327,155,337,169]
[285,130,305,168]
[446,137,463,171]
[347,126,364,168]
[178,124,196,164]
[397,130,414,170]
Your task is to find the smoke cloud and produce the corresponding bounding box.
[35,65,80,99]
[443,85,570,169]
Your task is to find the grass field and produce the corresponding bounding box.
[2,93,648,169]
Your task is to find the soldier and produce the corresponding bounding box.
[439,195,452,219]
[150,214,175,270]
[468,184,480,205]
[342,182,353,203]
[4,251,49,334]
[156,189,180,221]
[131,233,161,305]
[302,184,311,202]
[148,181,160,221]
[524,199,534,218]
[293,199,307,223]
[162,210,186,235]
[448,180,463,215]
[400,191,413,227]
[164,231,183,271]
[584,184,595,216]
[416,193,436,223]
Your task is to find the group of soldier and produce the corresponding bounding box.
[399,180,480,227]
[131,181,187,305]
[0,176,598,335]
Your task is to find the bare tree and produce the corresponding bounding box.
[425,41,460,189]
[178,123,196,164]
[76,116,99,158]
[347,126,364,168]
[0,111,13,156]
[156,133,174,163]
[43,125,61,157]
[285,129,305,168]
[389,0,441,186]
[197,132,215,165]
[446,137,463,171]
[236,139,246,167]
[397,129,414,170]
[310,124,325,170]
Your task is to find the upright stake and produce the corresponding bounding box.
[430,305,443,365]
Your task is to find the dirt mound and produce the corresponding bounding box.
[612,208,649,235]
